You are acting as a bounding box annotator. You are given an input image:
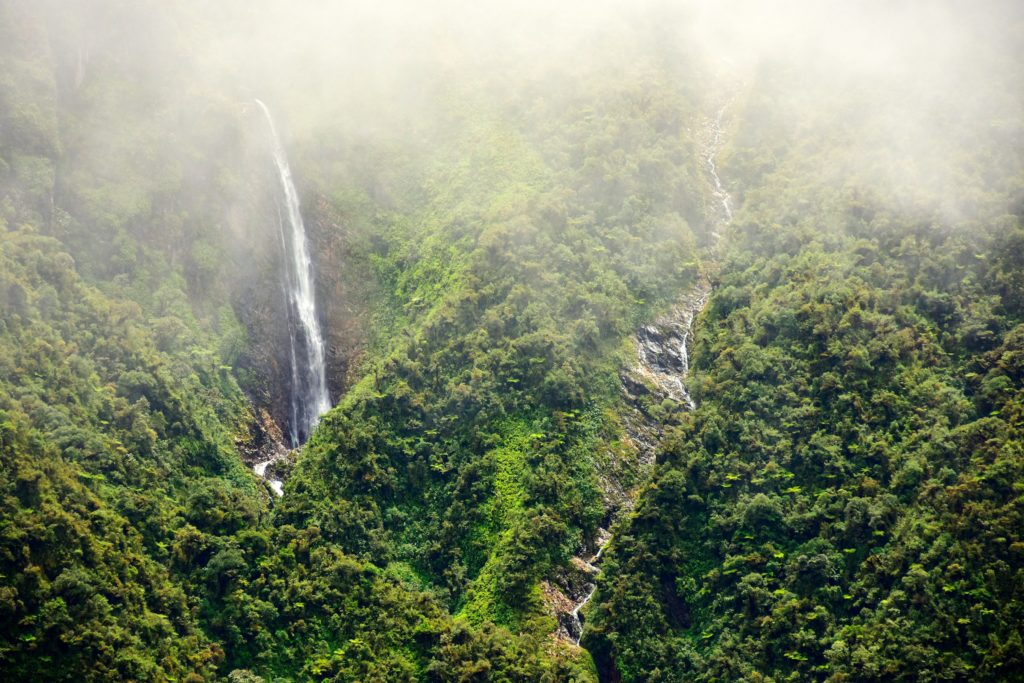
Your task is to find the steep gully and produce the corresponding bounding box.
[250,101,332,495]
[556,102,733,645]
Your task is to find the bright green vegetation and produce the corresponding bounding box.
[281,68,707,629]
[1,2,705,680]
[2,1,1024,682]
[0,226,264,680]
[584,54,1024,681]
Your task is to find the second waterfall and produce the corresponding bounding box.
[255,99,331,446]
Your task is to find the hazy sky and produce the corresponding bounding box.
[35,0,1021,228]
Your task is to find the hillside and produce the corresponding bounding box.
[1,1,1022,681]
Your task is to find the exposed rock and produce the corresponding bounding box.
[237,406,289,466]
[549,527,610,644]
[224,112,374,444]
[541,580,576,614]
[547,279,712,645]
[234,404,292,497]
[556,96,731,642]
[629,281,711,411]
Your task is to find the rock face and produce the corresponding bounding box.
[236,406,292,496]
[631,281,711,412]
[309,195,375,399]
[637,323,687,376]
[254,99,331,447]
[621,280,711,467]
[223,111,374,446]
[554,528,612,644]
[548,281,711,645]
[236,407,290,465]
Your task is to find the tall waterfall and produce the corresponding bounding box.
[255,100,331,446]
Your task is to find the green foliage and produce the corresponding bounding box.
[2,2,1022,682]
[0,3,706,678]
[277,61,704,637]
[585,54,1024,682]
[0,228,249,680]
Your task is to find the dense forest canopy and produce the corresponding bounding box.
[1,0,1022,681]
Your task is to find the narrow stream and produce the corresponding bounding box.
[705,102,733,236]
[563,99,734,645]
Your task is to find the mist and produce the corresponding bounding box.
[2,1,1023,680]
[60,0,1018,222]
[12,0,1021,464]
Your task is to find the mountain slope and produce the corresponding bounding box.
[584,48,1024,681]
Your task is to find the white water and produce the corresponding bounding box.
[571,539,608,622]
[570,584,597,637]
[633,283,710,412]
[253,460,284,497]
[677,287,710,410]
[255,100,331,448]
[705,103,733,232]
[563,528,611,644]
[566,98,735,646]
[568,283,708,639]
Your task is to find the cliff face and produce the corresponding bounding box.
[221,122,377,444]
[310,195,377,402]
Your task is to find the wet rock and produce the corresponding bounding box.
[551,96,732,650]
[237,406,289,465]
[547,528,611,644]
[627,281,710,410]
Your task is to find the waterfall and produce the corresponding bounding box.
[563,97,735,645]
[255,99,331,447]
[705,103,733,235]
[560,531,611,645]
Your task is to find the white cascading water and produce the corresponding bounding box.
[563,98,735,645]
[677,286,711,411]
[255,100,331,447]
[705,103,733,233]
[254,460,284,497]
